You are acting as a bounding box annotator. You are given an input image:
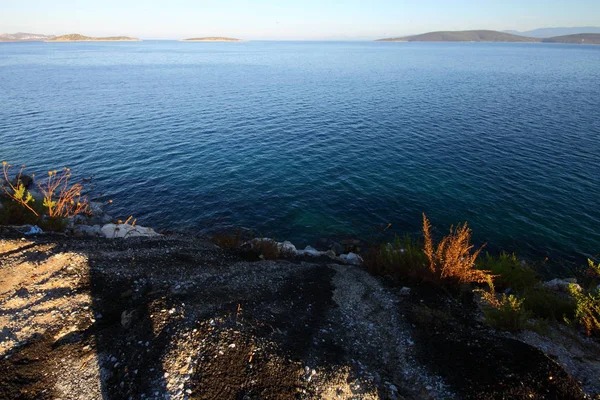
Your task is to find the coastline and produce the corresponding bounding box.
[44,39,141,42]
[0,222,598,398]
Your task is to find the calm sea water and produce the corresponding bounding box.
[1,41,599,266]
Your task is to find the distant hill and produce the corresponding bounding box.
[376,30,538,43]
[542,33,600,45]
[46,34,140,42]
[504,27,600,38]
[0,32,54,42]
[181,37,243,42]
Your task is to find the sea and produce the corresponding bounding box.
[1,41,599,269]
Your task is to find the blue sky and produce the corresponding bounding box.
[2,0,599,40]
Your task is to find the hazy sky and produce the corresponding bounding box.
[2,0,599,40]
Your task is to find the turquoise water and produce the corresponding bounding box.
[1,41,599,265]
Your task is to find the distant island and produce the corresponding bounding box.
[181,37,243,42]
[376,30,538,43]
[541,33,600,45]
[0,32,55,42]
[504,26,600,38]
[45,34,140,42]
[376,30,600,45]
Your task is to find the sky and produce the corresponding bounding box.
[1,0,600,40]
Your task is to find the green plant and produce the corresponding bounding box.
[478,277,530,331]
[522,287,575,321]
[0,198,41,225]
[477,252,538,292]
[567,283,600,336]
[588,259,600,278]
[423,213,492,284]
[1,162,38,216]
[364,234,428,281]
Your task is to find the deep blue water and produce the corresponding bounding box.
[1,41,599,266]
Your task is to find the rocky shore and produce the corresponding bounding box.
[0,222,599,399]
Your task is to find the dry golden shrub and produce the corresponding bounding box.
[38,168,90,218]
[422,213,491,284]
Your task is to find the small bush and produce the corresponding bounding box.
[0,199,41,225]
[479,278,530,331]
[365,215,492,286]
[1,162,90,231]
[483,294,530,332]
[364,234,428,282]
[1,163,38,216]
[38,168,90,218]
[423,213,492,284]
[477,252,538,293]
[522,287,575,321]
[568,283,600,336]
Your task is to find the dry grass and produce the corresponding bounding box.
[1,163,90,220]
[422,213,491,284]
[38,168,90,218]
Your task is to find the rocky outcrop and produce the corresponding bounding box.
[0,234,587,399]
[543,278,582,293]
[100,223,160,239]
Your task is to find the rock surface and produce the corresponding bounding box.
[0,234,591,399]
[543,278,582,293]
[100,223,161,239]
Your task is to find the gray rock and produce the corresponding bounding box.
[100,223,160,239]
[543,278,581,293]
[301,246,321,257]
[399,287,411,296]
[121,310,135,329]
[278,241,297,256]
[342,252,363,266]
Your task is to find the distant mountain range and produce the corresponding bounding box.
[503,27,600,38]
[541,34,600,45]
[375,30,600,45]
[0,32,55,42]
[376,30,535,43]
